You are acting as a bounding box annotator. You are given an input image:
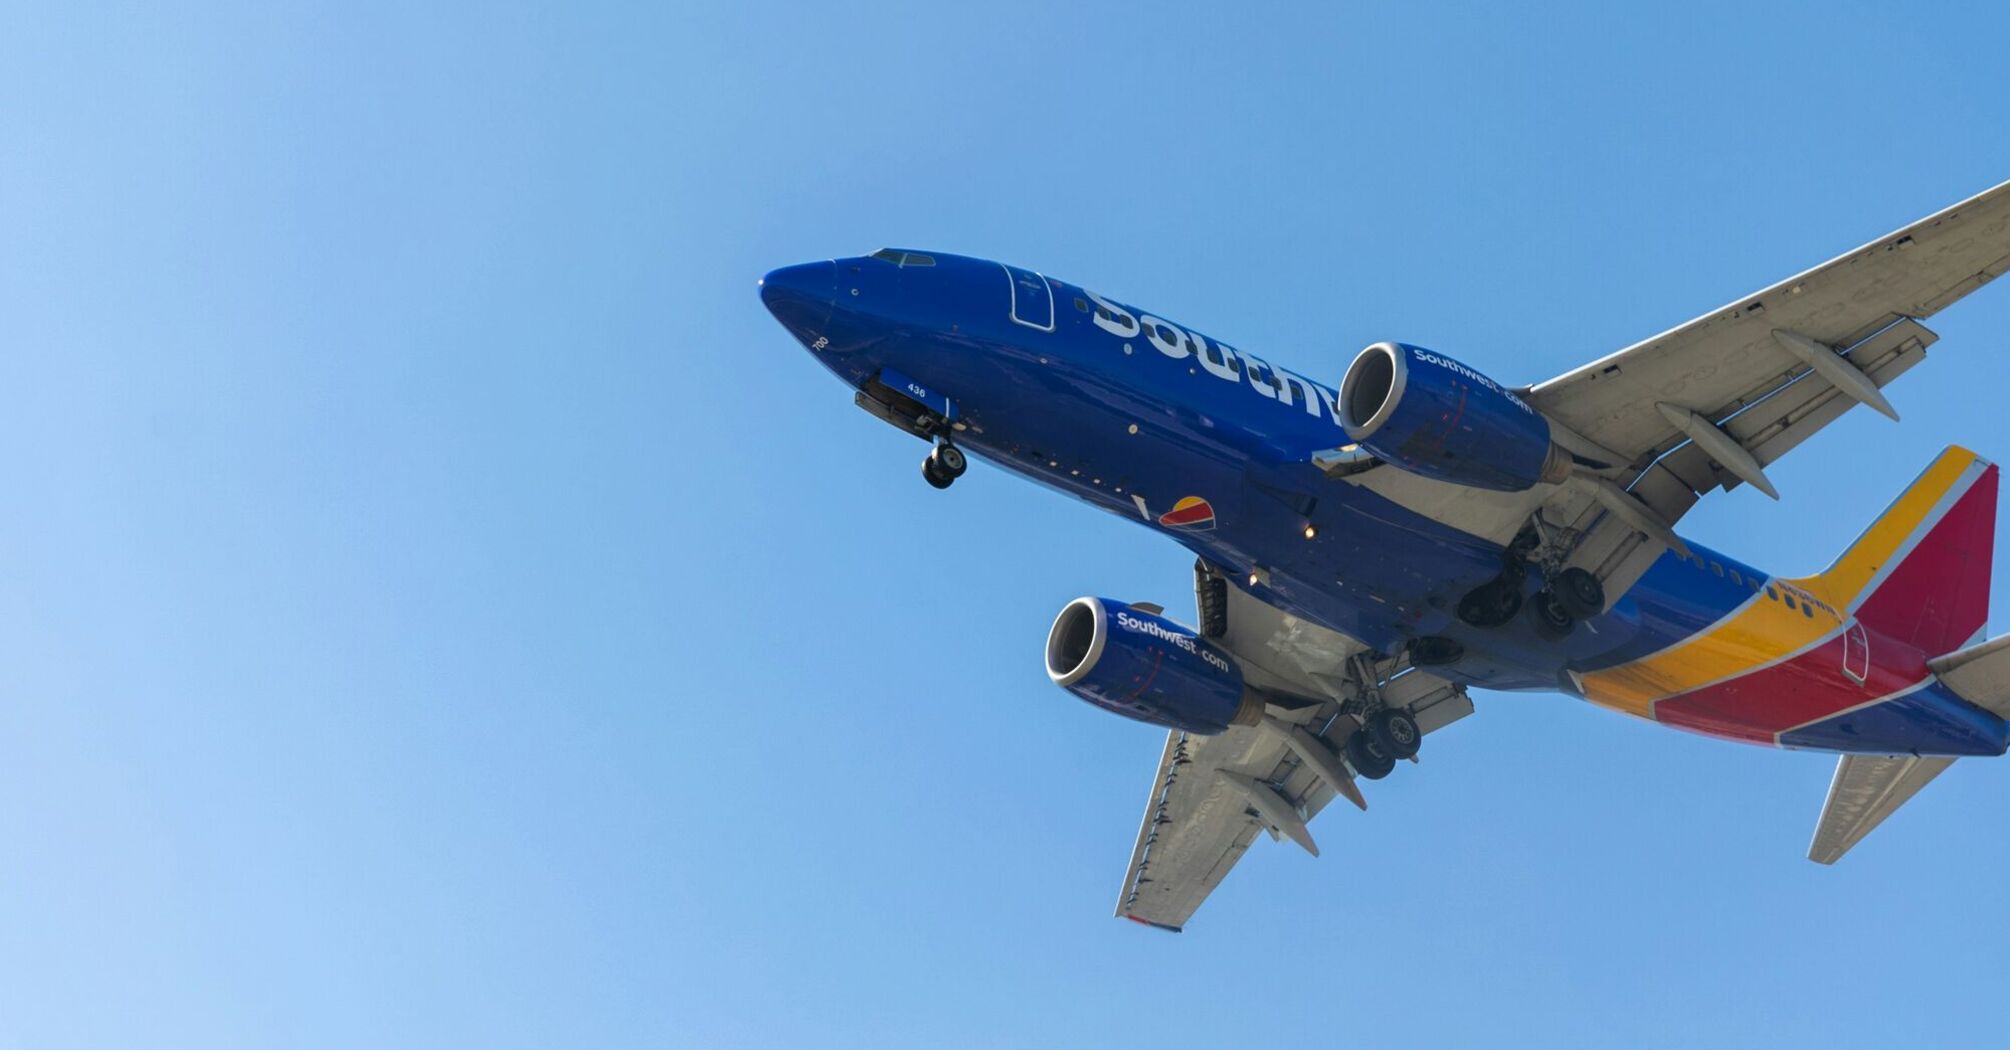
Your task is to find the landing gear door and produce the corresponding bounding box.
[1002,264,1055,332]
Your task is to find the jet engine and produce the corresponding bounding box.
[1338,341,1571,492]
[1044,597,1261,734]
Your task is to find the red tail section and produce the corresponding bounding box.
[1822,447,1997,658]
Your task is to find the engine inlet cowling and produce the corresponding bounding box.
[1044,597,1259,735]
[1339,341,1570,492]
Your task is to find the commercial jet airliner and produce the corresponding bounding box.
[761,182,2010,930]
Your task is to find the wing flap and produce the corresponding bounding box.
[1622,316,1934,523]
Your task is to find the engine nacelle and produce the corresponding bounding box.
[1338,341,1571,492]
[1044,597,1260,734]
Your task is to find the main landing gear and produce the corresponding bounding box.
[921,442,967,489]
[1456,522,1607,641]
[1524,566,1604,640]
[1515,565,1601,639]
[1343,708,1421,780]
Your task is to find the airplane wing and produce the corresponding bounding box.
[1339,180,2010,599]
[1115,565,1473,931]
[1519,179,2010,594]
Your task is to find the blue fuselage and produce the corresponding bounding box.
[760,250,2007,756]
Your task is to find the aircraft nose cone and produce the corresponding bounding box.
[759,260,837,343]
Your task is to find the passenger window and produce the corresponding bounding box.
[1729,569,1742,585]
[1750,578,1763,593]
[1766,585,1778,600]
[1802,602,1814,618]
[1711,561,1724,577]
[1783,592,1797,611]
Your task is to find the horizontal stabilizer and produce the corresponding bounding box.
[1809,754,1955,864]
[1929,634,2010,720]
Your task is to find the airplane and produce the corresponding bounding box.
[760,181,2010,931]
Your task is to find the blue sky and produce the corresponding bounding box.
[3,2,2010,1047]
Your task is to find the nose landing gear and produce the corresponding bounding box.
[921,442,967,489]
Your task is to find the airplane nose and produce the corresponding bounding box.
[759,260,837,342]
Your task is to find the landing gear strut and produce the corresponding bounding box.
[921,442,967,489]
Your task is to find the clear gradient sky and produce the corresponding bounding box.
[4,3,2010,1047]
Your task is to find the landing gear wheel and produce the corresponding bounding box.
[931,443,967,478]
[921,457,954,489]
[1407,636,1465,667]
[921,443,965,489]
[1368,709,1422,761]
[1345,730,1397,780]
[1457,577,1524,628]
[1527,588,1575,640]
[1553,567,1605,619]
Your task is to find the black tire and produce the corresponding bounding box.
[1407,635,1465,667]
[1368,708,1422,761]
[921,458,954,489]
[1345,731,1396,780]
[1527,588,1574,640]
[1553,567,1605,619]
[932,444,968,478]
[1457,578,1523,628]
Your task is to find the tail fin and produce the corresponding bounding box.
[1801,448,1999,865]
[1813,446,1996,655]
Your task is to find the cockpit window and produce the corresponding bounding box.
[869,249,936,267]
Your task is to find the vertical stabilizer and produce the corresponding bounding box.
[1815,446,1996,655]
[1803,447,2001,863]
